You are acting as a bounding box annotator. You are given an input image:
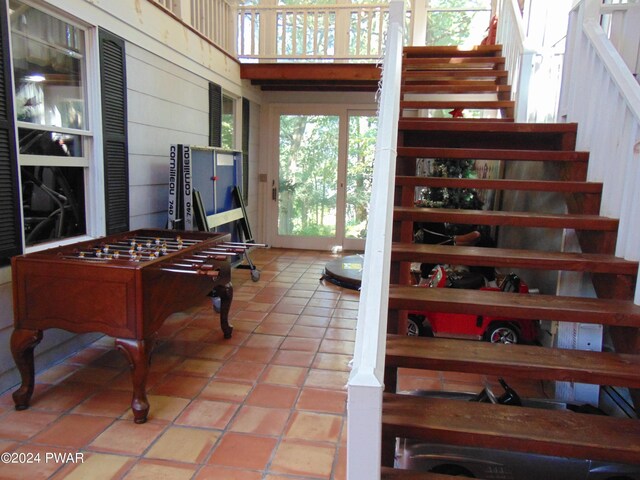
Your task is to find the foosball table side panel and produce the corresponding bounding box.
[12,258,140,338]
[141,266,229,335]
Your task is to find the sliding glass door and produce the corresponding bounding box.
[271,108,377,251]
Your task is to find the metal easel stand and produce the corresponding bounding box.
[196,186,266,283]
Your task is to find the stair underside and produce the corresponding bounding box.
[388,286,640,327]
[382,393,640,465]
[386,335,640,388]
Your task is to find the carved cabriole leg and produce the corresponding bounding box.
[10,328,43,410]
[115,336,155,424]
[214,282,234,339]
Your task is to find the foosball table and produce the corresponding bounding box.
[11,229,251,423]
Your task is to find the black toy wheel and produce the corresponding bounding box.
[484,322,519,344]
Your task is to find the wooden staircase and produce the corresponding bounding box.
[383,45,640,477]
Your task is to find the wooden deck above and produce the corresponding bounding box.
[240,63,381,91]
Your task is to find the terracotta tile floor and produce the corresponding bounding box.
[0,248,542,480]
[0,249,357,480]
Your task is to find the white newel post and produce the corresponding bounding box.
[346,0,404,478]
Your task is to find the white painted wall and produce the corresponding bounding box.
[0,0,262,394]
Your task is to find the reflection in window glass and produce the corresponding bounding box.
[10,1,89,246]
[222,95,235,149]
[10,0,86,130]
[21,166,86,246]
[18,128,83,157]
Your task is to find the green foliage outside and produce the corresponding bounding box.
[278,114,377,239]
[426,0,491,46]
[346,115,377,238]
[278,115,340,237]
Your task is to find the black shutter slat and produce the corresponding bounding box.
[242,97,250,204]
[209,82,222,147]
[99,29,129,234]
[0,1,22,263]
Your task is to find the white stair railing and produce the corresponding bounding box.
[558,0,640,301]
[496,0,533,122]
[346,1,404,479]
[600,1,640,80]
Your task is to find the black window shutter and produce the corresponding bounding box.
[241,97,250,204]
[209,82,222,147]
[99,28,129,234]
[0,2,22,264]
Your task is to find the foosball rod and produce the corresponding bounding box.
[221,242,268,248]
[131,236,202,245]
[198,249,243,256]
[160,267,220,277]
[107,241,182,252]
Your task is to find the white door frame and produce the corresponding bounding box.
[265,103,376,251]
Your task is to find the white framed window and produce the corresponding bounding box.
[221,93,236,150]
[9,0,95,248]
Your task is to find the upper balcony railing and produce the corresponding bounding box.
[237,2,396,62]
[149,0,497,62]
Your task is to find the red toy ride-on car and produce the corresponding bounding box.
[407,266,539,344]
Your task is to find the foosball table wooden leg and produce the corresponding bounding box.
[10,328,43,410]
[213,282,234,339]
[115,337,154,424]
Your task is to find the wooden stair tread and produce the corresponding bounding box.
[386,334,640,388]
[395,176,602,193]
[391,243,636,275]
[404,45,503,58]
[402,84,511,94]
[403,70,509,79]
[397,146,588,161]
[381,467,466,480]
[399,117,515,122]
[394,207,618,231]
[388,286,640,327]
[401,100,514,109]
[398,119,578,133]
[403,56,505,68]
[382,392,640,465]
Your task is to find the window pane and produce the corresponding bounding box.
[10,0,86,130]
[426,9,490,46]
[21,166,86,246]
[18,128,83,157]
[429,0,491,8]
[222,95,235,149]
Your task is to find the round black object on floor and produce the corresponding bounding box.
[322,254,363,290]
